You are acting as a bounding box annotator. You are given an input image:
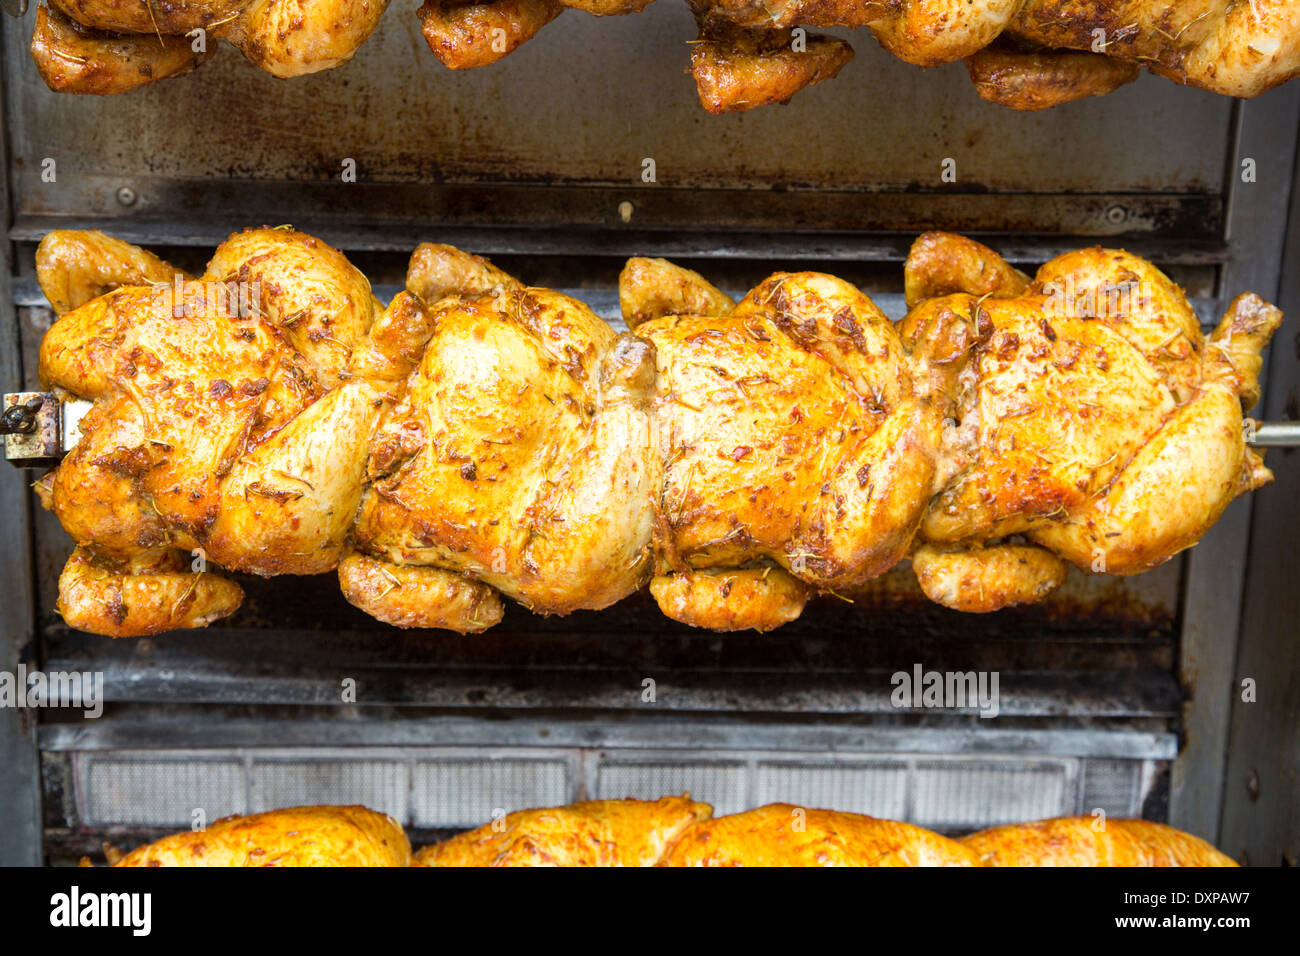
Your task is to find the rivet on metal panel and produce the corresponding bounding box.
[116,187,138,207]
[1104,204,1128,226]
[618,201,634,224]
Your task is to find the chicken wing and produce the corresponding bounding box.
[689,19,855,113]
[31,3,214,96]
[966,45,1140,110]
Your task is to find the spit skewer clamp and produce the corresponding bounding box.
[3,392,1299,469]
[3,392,90,468]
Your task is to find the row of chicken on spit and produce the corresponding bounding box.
[101,798,1237,866]
[23,226,1281,638]
[29,0,1300,112]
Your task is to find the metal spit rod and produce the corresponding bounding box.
[3,392,1299,466]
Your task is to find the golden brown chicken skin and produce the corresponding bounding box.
[35,228,390,636]
[902,232,1281,611]
[350,267,659,627]
[415,796,712,866]
[31,3,214,96]
[113,806,412,866]
[1009,0,1300,99]
[962,817,1238,867]
[663,804,980,866]
[48,0,247,33]
[689,20,855,113]
[966,45,1140,110]
[629,264,942,630]
[418,0,563,69]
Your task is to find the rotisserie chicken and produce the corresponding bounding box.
[100,798,1238,865]
[32,0,1299,107]
[902,231,1280,613]
[31,0,389,93]
[27,229,1281,636]
[410,0,1300,113]
[343,244,660,632]
[34,226,395,635]
[621,257,941,631]
[109,805,411,866]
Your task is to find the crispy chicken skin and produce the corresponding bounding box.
[35,232,1283,635]
[36,229,190,317]
[31,3,214,96]
[911,542,1068,612]
[902,231,1281,611]
[36,227,389,636]
[966,45,1140,110]
[419,0,563,69]
[962,817,1238,867]
[35,0,387,91]
[220,0,391,80]
[57,546,245,637]
[414,796,712,866]
[631,266,941,630]
[619,257,735,329]
[690,20,854,113]
[662,804,981,866]
[48,0,247,33]
[406,242,523,304]
[113,806,411,866]
[350,264,660,625]
[1010,0,1300,99]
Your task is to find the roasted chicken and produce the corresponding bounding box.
[621,257,940,631]
[31,0,388,93]
[34,226,396,635]
[411,0,1300,113]
[109,805,411,866]
[344,244,660,632]
[101,798,1236,866]
[902,231,1279,612]
[29,230,1282,636]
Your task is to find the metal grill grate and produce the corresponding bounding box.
[410,759,570,828]
[83,756,245,826]
[68,746,1163,833]
[251,759,409,820]
[755,761,910,819]
[912,761,1072,828]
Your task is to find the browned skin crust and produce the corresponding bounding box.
[418,0,563,69]
[962,817,1238,866]
[662,804,981,866]
[49,0,247,34]
[904,230,1031,308]
[1010,0,1300,99]
[414,796,712,866]
[901,232,1282,611]
[691,21,854,113]
[113,806,412,866]
[31,3,214,95]
[966,45,1140,111]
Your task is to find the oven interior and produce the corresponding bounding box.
[1,7,1296,866]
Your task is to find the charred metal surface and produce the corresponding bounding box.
[4,8,1230,235]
